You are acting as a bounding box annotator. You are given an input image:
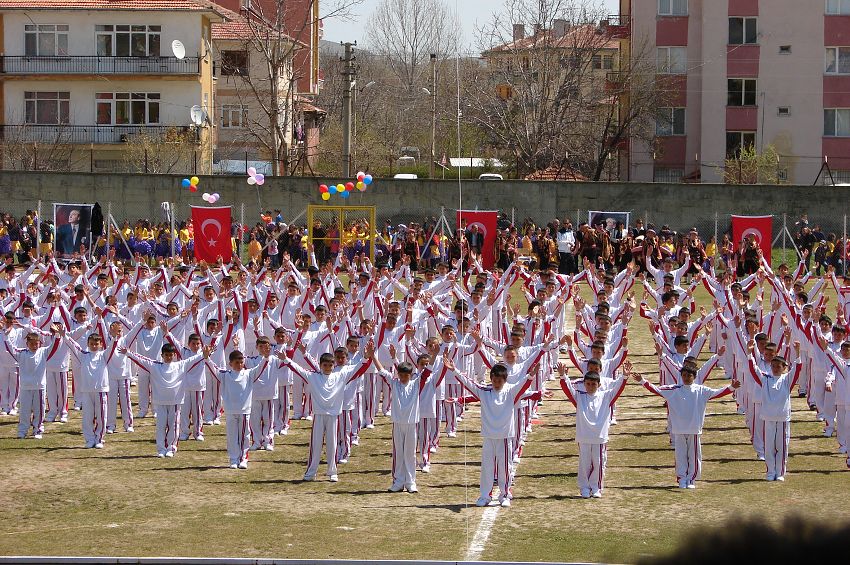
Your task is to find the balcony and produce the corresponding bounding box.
[0,56,201,75]
[0,125,200,145]
[601,15,631,39]
[605,71,627,92]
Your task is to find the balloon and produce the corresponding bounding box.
[213,193,220,200]
[254,174,265,185]
[191,176,200,186]
[344,182,353,191]
[211,195,219,203]
[202,193,210,202]
[319,184,329,193]
[357,171,365,181]
[189,186,197,192]
[181,178,191,188]
[364,175,373,185]
[329,184,337,194]
[340,190,350,199]
[247,176,257,185]
[336,184,345,192]
[247,167,257,176]
[356,181,365,190]
[321,192,331,201]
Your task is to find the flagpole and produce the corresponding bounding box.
[105,201,111,261]
[36,199,42,264]
[170,202,176,259]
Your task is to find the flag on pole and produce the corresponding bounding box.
[192,206,232,263]
[457,210,498,269]
[732,215,773,266]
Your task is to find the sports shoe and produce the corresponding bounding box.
[338,458,348,464]
[429,446,437,453]
[420,465,431,473]
[512,455,520,464]
[59,416,69,423]
[351,438,359,446]
[475,496,491,507]
[610,417,618,425]
[106,429,115,434]
[447,431,457,438]
[775,476,785,482]
[591,491,602,498]
[328,474,339,482]
[678,480,688,489]
[686,483,696,489]
[126,427,134,433]
[165,451,174,458]
[157,453,166,458]
[33,434,42,439]
[212,418,221,425]
[389,483,404,492]
[365,424,375,429]
[238,461,248,469]
[264,444,275,451]
[824,427,834,437]
[9,409,18,416]
[195,434,204,441]
[500,498,511,507]
[230,463,238,469]
[305,415,313,421]
[303,475,315,481]
[406,483,418,493]
[94,443,104,449]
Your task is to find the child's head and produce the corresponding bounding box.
[503,345,518,365]
[490,364,509,390]
[161,342,178,363]
[674,336,689,353]
[228,350,245,371]
[25,332,40,352]
[416,353,430,370]
[345,336,359,356]
[680,363,697,385]
[770,355,788,375]
[397,361,414,383]
[590,340,605,359]
[333,346,349,366]
[842,342,850,360]
[256,336,271,356]
[319,352,335,374]
[187,333,202,352]
[87,333,104,352]
[583,371,601,394]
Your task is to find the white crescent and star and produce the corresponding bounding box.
[741,227,763,243]
[201,218,223,247]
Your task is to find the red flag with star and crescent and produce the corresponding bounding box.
[732,215,773,266]
[192,206,232,263]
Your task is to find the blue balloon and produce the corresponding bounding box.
[181,178,191,188]
[340,190,350,198]
[363,175,373,185]
[329,184,338,193]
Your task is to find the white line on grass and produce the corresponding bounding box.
[466,505,500,560]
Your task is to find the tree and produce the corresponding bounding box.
[721,144,782,185]
[122,128,208,174]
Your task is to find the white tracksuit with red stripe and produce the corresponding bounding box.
[749,357,801,480]
[380,370,424,490]
[559,375,627,497]
[9,336,60,438]
[640,379,733,486]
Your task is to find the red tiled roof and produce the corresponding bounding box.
[484,23,619,54]
[211,7,303,46]
[296,97,325,114]
[524,165,588,181]
[0,0,227,14]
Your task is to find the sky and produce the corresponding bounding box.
[322,0,620,52]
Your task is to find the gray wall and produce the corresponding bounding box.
[1,171,848,232]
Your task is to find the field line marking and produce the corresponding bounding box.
[465,504,500,560]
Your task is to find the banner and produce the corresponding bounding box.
[192,206,232,263]
[732,215,773,266]
[588,210,631,231]
[457,210,498,269]
[54,203,93,258]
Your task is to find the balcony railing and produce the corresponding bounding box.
[0,55,201,75]
[602,14,631,39]
[0,125,200,145]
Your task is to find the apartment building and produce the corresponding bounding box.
[0,0,226,173]
[619,0,850,184]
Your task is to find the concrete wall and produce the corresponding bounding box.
[3,171,850,233]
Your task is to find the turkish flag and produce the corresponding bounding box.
[192,206,232,263]
[732,215,772,266]
[457,210,498,269]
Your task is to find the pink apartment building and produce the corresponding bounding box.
[620,0,850,184]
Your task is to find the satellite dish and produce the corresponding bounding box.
[190,105,206,126]
[171,40,186,60]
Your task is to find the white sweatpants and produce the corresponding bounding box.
[306,413,338,478]
[18,389,45,437]
[480,437,514,502]
[351,393,362,441]
[417,417,438,468]
[80,391,107,446]
[181,390,204,439]
[274,384,290,433]
[444,384,461,434]
[225,413,250,465]
[107,378,133,432]
[672,434,702,485]
[578,442,607,495]
[391,423,417,488]
[46,370,68,420]
[292,377,311,419]
[363,374,378,426]
[763,419,790,479]
[155,404,181,455]
[336,409,352,462]
[810,368,827,418]
[750,401,765,457]
[823,388,836,428]
[250,398,275,449]
[0,366,19,413]
[136,371,152,416]
[838,406,849,451]
[203,377,222,423]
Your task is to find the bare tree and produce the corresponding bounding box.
[0,122,79,171]
[122,128,207,174]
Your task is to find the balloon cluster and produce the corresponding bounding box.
[181,176,201,192]
[318,171,373,201]
[202,192,221,204]
[246,167,265,186]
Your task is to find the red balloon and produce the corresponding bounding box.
[345,182,355,191]
[189,186,198,192]
[319,184,329,193]
[357,173,365,181]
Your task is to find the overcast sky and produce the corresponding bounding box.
[323,0,620,53]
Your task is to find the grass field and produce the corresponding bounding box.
[2,284,850,563]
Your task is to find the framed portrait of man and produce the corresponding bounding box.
[54,203,93,259]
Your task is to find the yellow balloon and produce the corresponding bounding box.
[356,181,365,190]
[321,192,331,201]
[190,176,200,185]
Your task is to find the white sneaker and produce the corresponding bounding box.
[212,418,221,425]
[33,434,42,439]
[264,444,274,451]
[591,491,602,498]
[351,438,359,446]
[775,476,785,482]
[305,415,313,421]
[420,465,431,473]
[165,451,174,458]
[126,426,134,433]
[475,496,491,507]
[195,434,204,441]
[59,416,69,423]
[447,431,457,438]
[686,483,696,489]
[365,424,375,429]
[429,446,437,453]
[157,453,166,458]
[512,455,520,464]
[406,483,418,493]
[389,483,404,492]
[328,474,339,482]
[238,461,248,469]
[106,429,115,434]
[338,458,348,464]
[500,498,511,507]
[280,428,289,436]
[678,480,688,489]
[230,463,238,469]
[94,443,104,449]
[9,409,18,416]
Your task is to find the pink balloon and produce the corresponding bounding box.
[255,174,265,185]
[247,167,257,176]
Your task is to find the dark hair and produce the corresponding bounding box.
[319,353,335,365]
[397,362,414,374]
[490,364,509,379]
[161,343,178,355]
[583,371,601,382]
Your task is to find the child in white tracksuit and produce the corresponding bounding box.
[821,338,850,461]
[246,337,278,451]
[445,356,534,508]
[635,364,738,488]
[63,329,110,448]
[125,342,205,457]
[101,320,134,434]
[557,363,628,498]
[204,348,270,469]
[169,332,206,441]
[748,342,802,481]
[5,328,60,439]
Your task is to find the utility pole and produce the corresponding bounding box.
[429,53,437,179]
[341,42,356,177]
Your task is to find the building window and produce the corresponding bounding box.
[24,24,69,56]
[658,0,688,16]
[221,50,249,76]
[825,47,850,74]
[777,106,791,116]
[592,54,614,70]
[728,78,757,106]
[656,107,686,136]
[221,105,248,128]
[729,17,757,45]
[653,168,684,182]
[726,131,756,157]
[827,0,850,15]
[24,91,70,124]
[95,25,161,57]
[825,108,850,136]
[779,45,792,54]
[96,92,160,125]
[656,47,687,74]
